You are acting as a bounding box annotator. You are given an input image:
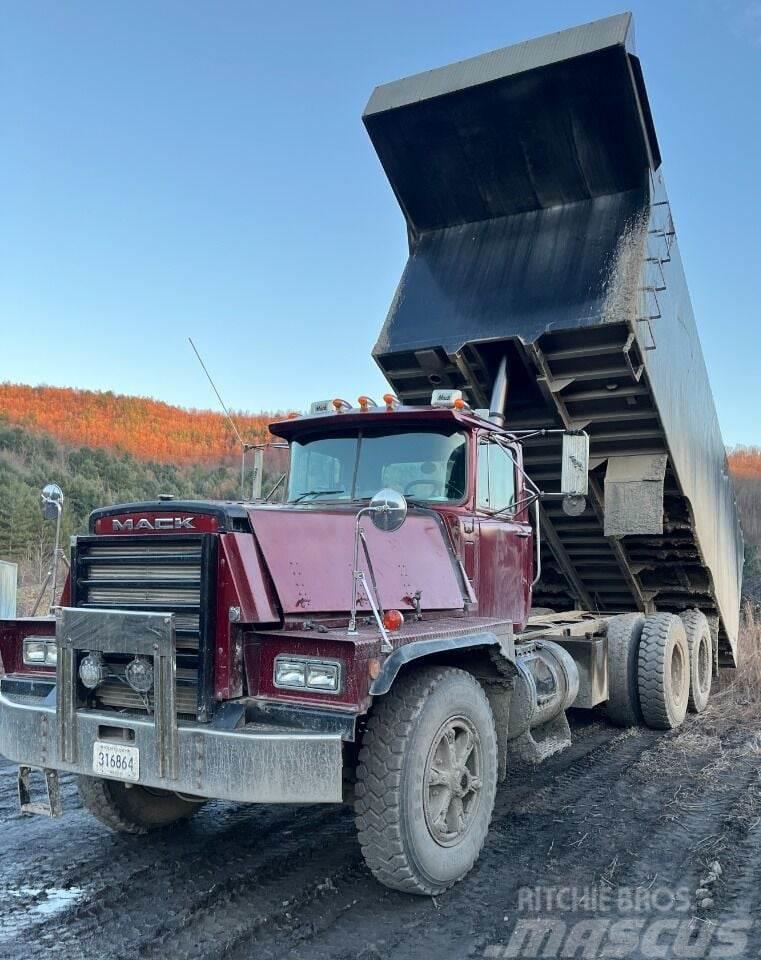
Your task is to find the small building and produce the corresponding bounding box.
[0,560,18,618]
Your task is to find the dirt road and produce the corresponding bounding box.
[1,697,759,959]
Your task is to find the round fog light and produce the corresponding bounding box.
[79,652,106,690]
[125,656,154,694]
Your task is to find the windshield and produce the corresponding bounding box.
[287,427,467,504]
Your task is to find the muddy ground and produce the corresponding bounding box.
[0,690,759,960]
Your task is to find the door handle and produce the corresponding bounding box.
[516,530,532,539]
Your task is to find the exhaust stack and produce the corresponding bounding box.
[488,357,509,426]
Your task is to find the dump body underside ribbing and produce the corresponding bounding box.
[364,13,743,660]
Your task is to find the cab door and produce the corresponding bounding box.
[475,436,532,629]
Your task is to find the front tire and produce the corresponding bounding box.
[78,776,204,834]
[354,666,498,895]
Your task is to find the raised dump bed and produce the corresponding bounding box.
[364,13,743,662]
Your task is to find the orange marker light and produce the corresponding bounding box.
[357,395,377,410]
[383,609,405,632]
[332,398,351,412]
[368,658,381,680]
[453,397,466,410]
[382,393,399,411]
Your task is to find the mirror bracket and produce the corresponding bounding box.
[347,490,408,651]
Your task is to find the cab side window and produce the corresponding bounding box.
[477,441,516,512]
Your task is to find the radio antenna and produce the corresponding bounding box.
[188,337,252,498]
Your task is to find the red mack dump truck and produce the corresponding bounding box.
[0,13,744,895]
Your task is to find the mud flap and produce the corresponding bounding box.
[18,766,62,818]
[507,712,572,765]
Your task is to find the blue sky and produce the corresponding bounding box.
[1,1,759,445]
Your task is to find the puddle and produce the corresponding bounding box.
[0,886,84,941]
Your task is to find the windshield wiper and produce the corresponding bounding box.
[291,488,345,503]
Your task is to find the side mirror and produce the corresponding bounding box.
[41,482,64,521]
[560,433,589,497]
[369,488,408,532]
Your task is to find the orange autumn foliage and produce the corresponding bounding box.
[728,447,761,479]
[0,382,277,464]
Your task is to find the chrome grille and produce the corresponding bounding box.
[74,535,211,718]
[85,563,201,581]
[86,586,201,605]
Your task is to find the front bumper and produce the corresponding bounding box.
[0,684,344,803]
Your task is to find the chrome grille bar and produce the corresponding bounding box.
[73,534,212,720]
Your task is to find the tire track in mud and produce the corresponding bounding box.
[0,788,352,957]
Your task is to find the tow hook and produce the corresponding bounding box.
[18,766,63,818]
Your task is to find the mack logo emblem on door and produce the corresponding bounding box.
[112,517,196,531]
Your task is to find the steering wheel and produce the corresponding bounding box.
[404,479,441,497]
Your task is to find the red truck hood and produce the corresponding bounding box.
[246,505,467,616]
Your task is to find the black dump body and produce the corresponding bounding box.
[364,13,743,662]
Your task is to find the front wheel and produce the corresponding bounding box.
[354,666,498,895]
[78,776,204,834]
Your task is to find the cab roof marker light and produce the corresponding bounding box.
[431,388,468,409]
[382,393,399,411]
[332,398,352,412]
[357,396,377,410]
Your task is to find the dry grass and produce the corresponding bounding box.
[709,603,761,717]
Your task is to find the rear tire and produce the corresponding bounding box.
[354,666,498,895]
[680,609,713,713]
[637,613,690,730]
[78,776,204,834]
[605,614,645,727]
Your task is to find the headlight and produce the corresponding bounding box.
[23,637,57,667]
[274,657,342,693]
[274,660,306,688]
[306,662,340,690]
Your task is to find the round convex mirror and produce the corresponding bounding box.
[369,488,408,533]
[41,482,64,520]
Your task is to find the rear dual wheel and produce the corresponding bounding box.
[680,609,713,714]
[606,611,710,731]
[637,613,690,730]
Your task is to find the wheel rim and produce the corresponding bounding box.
[423,716,483,848]
[697,634,712,695]
[670,641,687,706]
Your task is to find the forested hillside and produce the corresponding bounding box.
[0,420,258,612]
[0,382,277,464]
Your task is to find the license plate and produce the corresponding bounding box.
[92,741,140,782]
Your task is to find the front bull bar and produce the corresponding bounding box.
[57,607,180,779]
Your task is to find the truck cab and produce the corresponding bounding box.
[272,393,534,630]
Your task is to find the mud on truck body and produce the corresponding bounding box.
[0,13,744,895]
